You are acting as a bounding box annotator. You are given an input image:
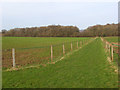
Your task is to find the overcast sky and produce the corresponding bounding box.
[1,0,118,30]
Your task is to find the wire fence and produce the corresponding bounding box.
[101,37,118,62]
[2,38,93,69]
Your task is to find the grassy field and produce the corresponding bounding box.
[2,37,91,68]
[2,37,90,49]
[104,37,118,43]
[2,38,118,88]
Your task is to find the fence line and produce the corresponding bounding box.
[3,39,93,68]
[101,37,114,61]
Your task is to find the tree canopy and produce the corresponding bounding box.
[2,23,118,37]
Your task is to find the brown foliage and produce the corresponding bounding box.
[2,23,118,37]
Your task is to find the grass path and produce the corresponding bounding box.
[2,38,118,88]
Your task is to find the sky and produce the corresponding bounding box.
[1,0,118,30]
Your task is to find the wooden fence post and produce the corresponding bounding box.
[71,42,72,51]
[111,45,113,61]
[77,41,78,49]
[80,41,81,47]
[51,45,53,63]
[107,42,109,50]
[106,41,107,49]
[63,44,65,55]
[109,44,110,53]
[12,48,16,68]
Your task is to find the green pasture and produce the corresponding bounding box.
[2,38,118,88]
[104,37,118,43]
[2,37,91,68]
[2,37,90,49]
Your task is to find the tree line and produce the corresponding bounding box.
[2,23,118,37]
[81,23,118,37]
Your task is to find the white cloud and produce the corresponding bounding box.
[1,0,119,3]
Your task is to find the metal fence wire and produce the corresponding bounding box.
[101,37,118,62]
[2,39,92,69]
